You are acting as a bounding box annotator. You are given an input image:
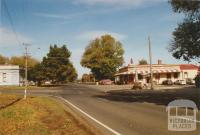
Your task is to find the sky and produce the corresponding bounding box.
[0,0,196,78]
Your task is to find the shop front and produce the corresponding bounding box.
[115,64,181,84]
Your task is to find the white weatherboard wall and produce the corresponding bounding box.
[0,65,20,86]
[180,70,198,80]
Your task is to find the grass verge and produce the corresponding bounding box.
[0,94,95,135]
[0,94,22,109]
[0,85,61,91]
[0,86,43,90]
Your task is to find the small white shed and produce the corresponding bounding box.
[0,65,20,86]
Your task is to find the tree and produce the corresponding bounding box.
[170,0,200,14]
[169,20,200,61]
[9,56,39,67]
[28,63,45,86]
[82,73,95,82]
[139,59,148,65]
[0,55,8,64]
[41,45,77,83]
[169,0,200,62]
[81,35,124,80]
[9,56,39,78]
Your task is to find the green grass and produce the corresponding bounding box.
[0,95,94,135]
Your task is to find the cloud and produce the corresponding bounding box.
[73,0,166,7]
[76,31,127,41]
[0,27,32,46]
[33,12,85,19]
[33,8,121,20]
[34,0,166,21]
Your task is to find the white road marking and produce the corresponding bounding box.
[56,96,122,135]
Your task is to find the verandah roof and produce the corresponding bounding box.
[115,69,180,76]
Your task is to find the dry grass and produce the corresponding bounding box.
[0,94,22,108]
[0,86,45,90]
[0,95,94,135]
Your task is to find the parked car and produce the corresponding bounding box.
[174,80,186,85]
[44,81,51,85]
[186,78,195,85]
[99,79,113,85]
[29,81,36,86]
[195,74,200,88]
[162,80,173,85]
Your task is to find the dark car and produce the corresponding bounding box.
[186,78,195,85]
[162,80,173,85]
[195,75,200,88]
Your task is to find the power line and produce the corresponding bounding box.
[2,0,22,45]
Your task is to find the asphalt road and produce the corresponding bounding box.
[1,84,200,135]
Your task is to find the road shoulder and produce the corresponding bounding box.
[53,96,103,135]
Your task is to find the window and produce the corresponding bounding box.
[184,72,188,78]
[138,74,143,80]
[174,73,178,79]
[167,73,171,79]
[155,73,160,80]
[3,73,6,82]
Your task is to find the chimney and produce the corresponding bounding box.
[158,59,162,65]
[130,58,133,64]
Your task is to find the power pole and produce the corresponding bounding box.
[23,43,31,99]
[148,36,154,90]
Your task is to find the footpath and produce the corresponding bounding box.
[80,84,194,92]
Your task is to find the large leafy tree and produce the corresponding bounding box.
[169,0,200,62]
[81,35,124,80]
[139,59,148,65]
[0,55,8,64]
[28,64,45,86]
[81,73,95,82]
[9,56,39,78]
[41,45,77,83]
[170,0,200,14]
[9,56,39,68]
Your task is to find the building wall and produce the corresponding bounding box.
[153,73,180,84]
[157,73,167,84]
[180,70,198,79]
[0,66,20,86]
[115,64,198,85]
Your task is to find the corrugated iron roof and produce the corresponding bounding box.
[180,64,199,70]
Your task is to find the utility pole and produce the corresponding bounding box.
[23,43,31,99]
[148,36,154,90]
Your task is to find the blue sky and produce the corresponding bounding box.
[0,0,195,78]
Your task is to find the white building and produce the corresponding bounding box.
[0,65,20,86]
[115,61,199,85]
[179,64,199,80]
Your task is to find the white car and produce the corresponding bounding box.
[174,80,186,85]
